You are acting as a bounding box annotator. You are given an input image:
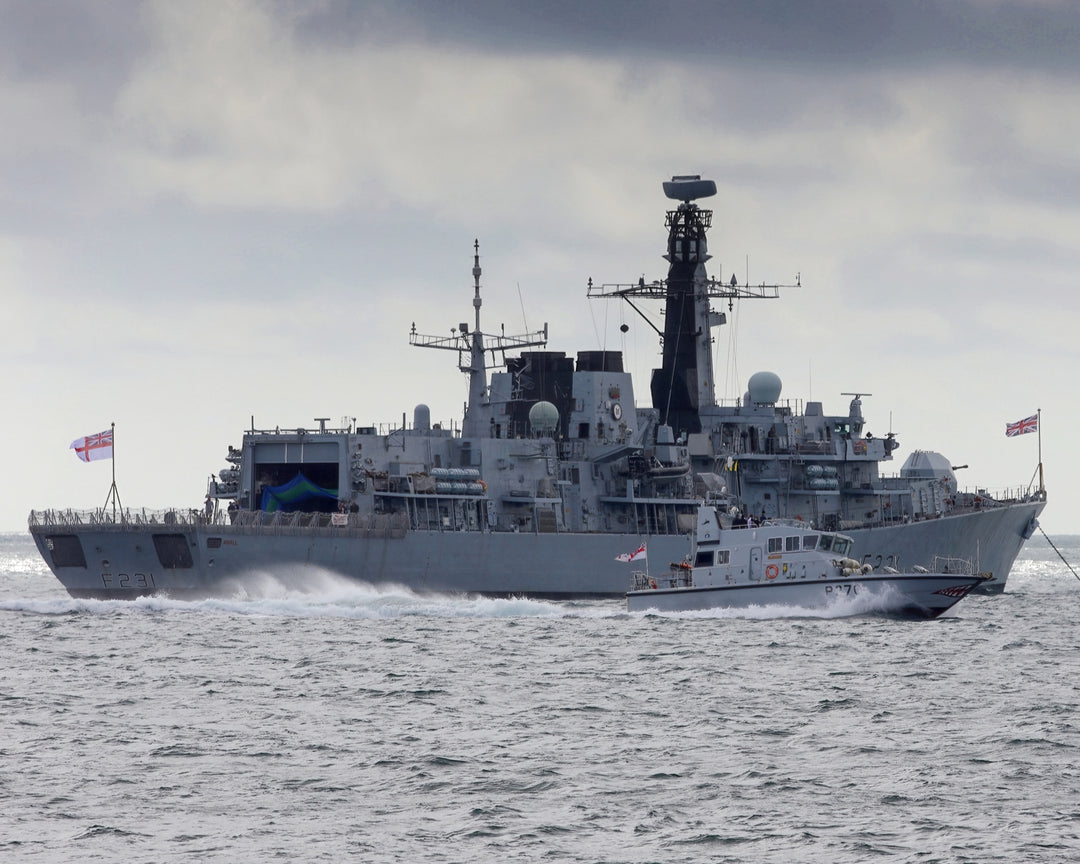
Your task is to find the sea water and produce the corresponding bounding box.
[1,532,1078,863]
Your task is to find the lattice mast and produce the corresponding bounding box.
[410,240,548,437]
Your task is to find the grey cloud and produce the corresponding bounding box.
[0,0,146,93]
[292,0,1080,75]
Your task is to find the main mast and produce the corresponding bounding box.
[654,176,718,435]
[589,175,793,438]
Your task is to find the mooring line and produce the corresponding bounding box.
[1039,525,1080,582]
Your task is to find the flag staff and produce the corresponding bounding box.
[1037,407,1044,494]
[102,421,123,521]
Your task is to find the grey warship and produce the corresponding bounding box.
[29,176,1046,600]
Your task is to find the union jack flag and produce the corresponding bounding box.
[70,429,114,462]
[1005,414,1038,438]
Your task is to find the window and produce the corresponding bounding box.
[786,536,800,552]
[802,535,818,550]
[694,550,714,567]
[768,537,783,553]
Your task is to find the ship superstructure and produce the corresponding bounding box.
[29,176,1045,599]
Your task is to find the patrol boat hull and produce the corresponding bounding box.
[626,573,980,619]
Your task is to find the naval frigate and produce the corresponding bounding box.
[29,176,1045,600]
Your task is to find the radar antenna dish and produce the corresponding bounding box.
[662,174,717,203]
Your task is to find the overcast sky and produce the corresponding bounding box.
[3,0,1076,535]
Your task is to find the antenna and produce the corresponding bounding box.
[517,282,529,332]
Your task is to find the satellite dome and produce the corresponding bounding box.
[528,401,560,436]
[747,371,782,405]
[413,403,431,432]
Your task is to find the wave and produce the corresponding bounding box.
[630,600,895,621]
[1,569,959,623]
[0,569,618,621]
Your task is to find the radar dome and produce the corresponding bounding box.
[413,404,431,432]
[528,401,560,436]
[747,371,782,405]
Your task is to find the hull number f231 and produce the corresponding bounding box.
[101,573,156,590]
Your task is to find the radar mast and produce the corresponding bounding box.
[589,175,798,437]
[410,240,548,437]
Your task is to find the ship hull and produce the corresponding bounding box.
[30,498,1043,600]
[844,500,1043,594]
[626,574,981,619]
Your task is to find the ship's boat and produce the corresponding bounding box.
[29,176,1046,599]
[625,505,984,619]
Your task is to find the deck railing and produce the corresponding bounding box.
[28,508,216,529]
[28,508,409,539]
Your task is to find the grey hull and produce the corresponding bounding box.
[31,498,1043,601]
[626,573,981,619]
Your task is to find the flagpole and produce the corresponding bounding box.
[111,421,116,517]
[102,421,123,521]
[1038,407,1044,494]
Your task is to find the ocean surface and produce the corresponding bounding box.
[2,531,1078,863]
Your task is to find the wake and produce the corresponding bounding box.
[0,567,618,620]
[2,569,935,622]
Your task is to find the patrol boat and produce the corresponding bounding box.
[29,176,1046,600]
[625,505,983,618]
